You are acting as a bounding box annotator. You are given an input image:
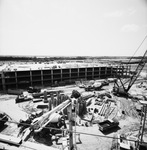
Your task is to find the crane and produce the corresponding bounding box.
[113,50,147,96]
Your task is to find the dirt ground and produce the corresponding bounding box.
[0,82,147,150]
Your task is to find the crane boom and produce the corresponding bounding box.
[113,50,147,96]
[126,50,147,92]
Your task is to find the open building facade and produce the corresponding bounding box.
[0,63,130,91]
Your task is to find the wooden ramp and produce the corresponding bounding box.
[0,133,22,146]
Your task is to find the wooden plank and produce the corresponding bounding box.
[36,104,48,109]
[0,133,22,146]
[33,98,43,103]
[22,141,59,150]
[21,128,32,141]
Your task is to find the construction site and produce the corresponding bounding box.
[0,50,147,150]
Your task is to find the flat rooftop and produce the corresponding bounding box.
[0,62,118,72]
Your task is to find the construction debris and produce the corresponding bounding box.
[1,75,147,149]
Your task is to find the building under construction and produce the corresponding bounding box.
[0,63,130,92]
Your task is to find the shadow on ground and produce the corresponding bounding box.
[0,124,8,132]
[33,132,53,146]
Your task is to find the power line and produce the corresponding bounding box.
[1,118,147,145]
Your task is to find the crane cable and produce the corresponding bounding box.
[128,35,147,64]
[121,35,147,86]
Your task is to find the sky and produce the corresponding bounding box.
[0,0,147,57]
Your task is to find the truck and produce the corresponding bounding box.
[85,80,109,91]
[98,119,119,132]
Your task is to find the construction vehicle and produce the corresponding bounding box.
[27,86,41,93]
[31,99,71,133]
[117,134,131,150]
[98,118,119,132]
[113,50,147,96]
[85,82,102,91]
[85,79,109,91]
[15,94,32,103]
[18,99,72,142]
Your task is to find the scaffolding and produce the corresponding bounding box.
[136,100,147,150]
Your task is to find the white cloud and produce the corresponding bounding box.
[142,24,147,29]
[104,10,124,17]
[121,24,140,32]
[104,8,136,18]
[127,8,136,16]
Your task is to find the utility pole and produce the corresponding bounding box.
[68,101,73,150]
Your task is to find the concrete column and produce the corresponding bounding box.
[116,65,118,77]
[30,70,32,86]
[1,72,6,92]
[92,67,94,79]
[121,66,124,77]
[61,69,62,82]
[85,68,87,80]
[105,67,107,78]
[51,69,53,85]
[69,68,71,83]
[41,70,43,86]
[77,67,79,79]
[99,67,101,79]
[56,91,59,106]
[15,71,18,89]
